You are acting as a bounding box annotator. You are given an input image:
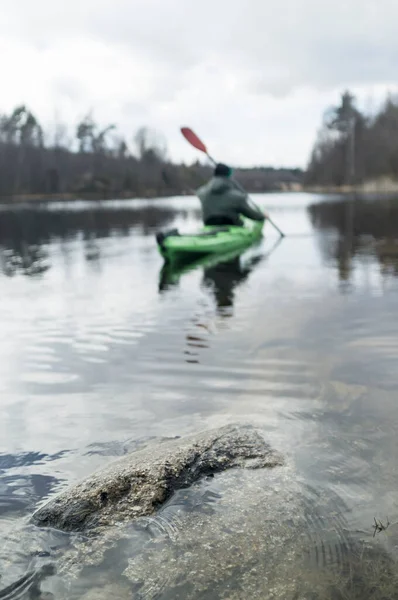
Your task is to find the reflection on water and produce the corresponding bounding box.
[1,193,398,597]
[159,242,281,365]
[0,201,177,277]
[308,194,398,283]
[201,240,283,317]
[202,255,262,314]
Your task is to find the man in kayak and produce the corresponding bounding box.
[197,163,266,226]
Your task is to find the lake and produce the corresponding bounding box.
[1,192,398,599]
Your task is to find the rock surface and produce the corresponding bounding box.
[32,424,283,533]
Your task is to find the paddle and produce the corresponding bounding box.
[180,127,285,238]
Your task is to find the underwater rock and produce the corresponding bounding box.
[32,424,283,533]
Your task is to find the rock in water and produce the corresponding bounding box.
[32,424,283,533]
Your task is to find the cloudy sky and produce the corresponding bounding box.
[1,0,397,167]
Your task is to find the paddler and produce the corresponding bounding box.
[197,163,267,226]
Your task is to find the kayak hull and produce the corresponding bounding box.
[156,219,264,264]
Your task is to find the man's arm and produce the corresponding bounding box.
[233,189,266,221]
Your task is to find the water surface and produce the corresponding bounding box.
[1,193,398,598]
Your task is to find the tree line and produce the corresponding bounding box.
[306,91,398,187]
[0,106,302,200]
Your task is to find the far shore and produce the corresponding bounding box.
[305,177,398,195]
[2,178,398,205]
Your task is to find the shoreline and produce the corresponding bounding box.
[305,177,398,195]
[0,190,299,205]
[2,182,398,205]
[0,190,187,205]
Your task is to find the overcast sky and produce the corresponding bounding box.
[1,0,397,167]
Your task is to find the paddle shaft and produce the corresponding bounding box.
[205,153,285,238]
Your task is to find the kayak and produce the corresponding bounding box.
[156,218,264,264]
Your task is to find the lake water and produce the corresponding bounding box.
[1,193,398,599]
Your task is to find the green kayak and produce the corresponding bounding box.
[156,218,264,263]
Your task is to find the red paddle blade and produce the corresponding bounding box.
[180,127,208,154]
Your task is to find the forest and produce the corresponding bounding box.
[306,91,398,188]
[0,106,302,200]
[4,93,396,199]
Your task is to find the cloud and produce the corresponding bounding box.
[1,0,398,166]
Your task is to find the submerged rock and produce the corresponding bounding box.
[32,424,283,533]
[0,564,55,600]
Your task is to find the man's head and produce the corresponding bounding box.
[214,163,232,178]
